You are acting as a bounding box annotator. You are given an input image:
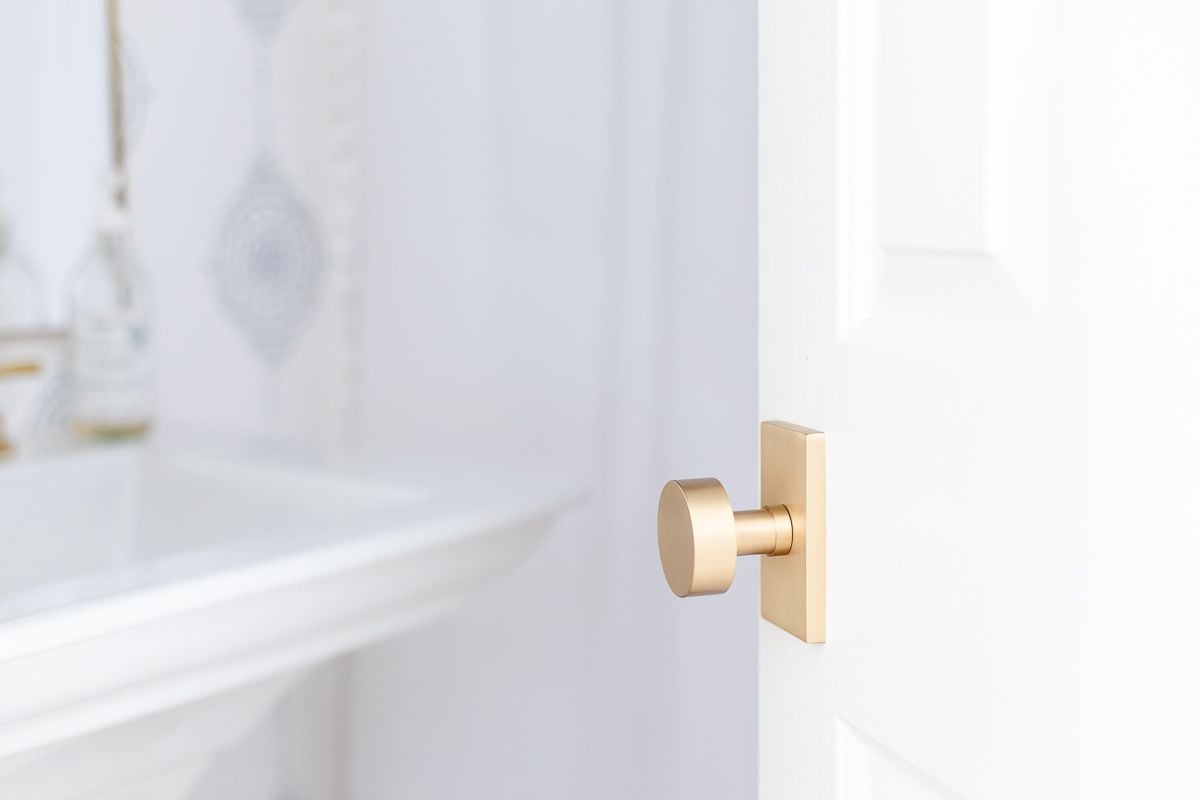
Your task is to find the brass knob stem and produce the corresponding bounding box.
[733,506,792,556]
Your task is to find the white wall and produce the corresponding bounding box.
[4,0,757,794]
[346,1,757,798]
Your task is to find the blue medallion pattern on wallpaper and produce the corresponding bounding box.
[212,0,325,367]
[233,0,300,41]
[212,156,323,365]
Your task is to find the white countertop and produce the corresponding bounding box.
[0,428,578,760]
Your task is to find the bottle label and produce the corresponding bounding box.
[72,311,152,428]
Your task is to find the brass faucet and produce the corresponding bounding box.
[0,360,40,456]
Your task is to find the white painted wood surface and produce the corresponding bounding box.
[760,0,1200,797]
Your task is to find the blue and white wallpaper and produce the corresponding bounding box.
[117,0,359,444]
[213,0,325,368]
[213,154,324,365]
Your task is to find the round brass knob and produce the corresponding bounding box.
[657,478,793,597]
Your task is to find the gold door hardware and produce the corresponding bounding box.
[657,421,825,642]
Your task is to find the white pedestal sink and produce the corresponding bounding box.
[0,431,576,799]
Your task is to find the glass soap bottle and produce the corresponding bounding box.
[69,180,152,437]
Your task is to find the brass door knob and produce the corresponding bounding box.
[657,478,794,597]
[658,423,825,642]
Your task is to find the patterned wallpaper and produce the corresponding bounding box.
[213,151,325,365]
[2,0,361,449]
[119,0,361,445]
[213,0,325,368]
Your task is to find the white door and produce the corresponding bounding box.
[760,0,1200,797]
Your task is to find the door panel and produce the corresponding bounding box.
[878,0,987,253]
[836,720,957,800]
[760,0,1200,797]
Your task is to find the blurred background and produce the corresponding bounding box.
[0,1,759,797]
